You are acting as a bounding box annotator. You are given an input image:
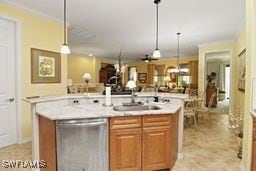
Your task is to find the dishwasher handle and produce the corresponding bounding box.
[57,120,107,128]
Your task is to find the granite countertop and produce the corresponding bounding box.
[23,92,188,104]
[36,102,182,120]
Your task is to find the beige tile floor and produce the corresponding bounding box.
[0,104,240,171]
[173,113,241,171]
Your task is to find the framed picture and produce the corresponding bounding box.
[138,73,147,83]
[31,48,61,83]
[238,49,246,91]
[251,77,256,116]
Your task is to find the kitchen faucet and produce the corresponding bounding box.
[123,80,142,106]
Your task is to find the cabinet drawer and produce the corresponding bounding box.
[143,115,171,127]
[110,116,142,129]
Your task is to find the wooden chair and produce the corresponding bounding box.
[184,102,198,131]
[194,92,217,126]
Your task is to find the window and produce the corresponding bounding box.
[128,67,137,82]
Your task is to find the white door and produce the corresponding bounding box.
[0,18,17,148]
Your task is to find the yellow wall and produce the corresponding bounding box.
[124,56,198,86]
[233,28,246,113]
[68,55,96,83]
[242,0,255,169]
[0,4,67,140]
[198,32,247,113]
[198,42,234,90]
[68,55,117,83]
[197,21,254,170]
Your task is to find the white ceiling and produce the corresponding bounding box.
[4,0,245,60]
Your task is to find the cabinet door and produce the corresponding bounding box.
[142,126,171,171]
[110,128,141,171]
[251,118,256,171]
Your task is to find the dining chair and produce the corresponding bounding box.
[184,102,198,131]
[194,92,217,126]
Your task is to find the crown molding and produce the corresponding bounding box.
[1,0,63,24]
[197,40,234,48]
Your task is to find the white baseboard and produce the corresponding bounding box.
[21,137,31,144]
[178,152,184,159]
[240,160,245,171]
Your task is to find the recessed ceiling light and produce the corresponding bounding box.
[89,54,93,57]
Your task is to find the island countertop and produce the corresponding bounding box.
[23,92,188,104]
[36,102,182,120]
[27,92,186,162]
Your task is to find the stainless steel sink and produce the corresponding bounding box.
[113,105,161,111]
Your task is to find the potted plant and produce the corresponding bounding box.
[206,72,217,88]
[229,109,244,159]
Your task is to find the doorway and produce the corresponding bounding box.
[205,51,232,113]
[0,17,18,148]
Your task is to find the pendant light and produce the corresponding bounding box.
[61,0,70,54]
[170,33,189,73]
[153,0,161,58]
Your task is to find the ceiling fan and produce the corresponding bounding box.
[139,55,159,63]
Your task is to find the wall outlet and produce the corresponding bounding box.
[72,99,80,105]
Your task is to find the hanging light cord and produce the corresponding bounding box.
[156,2,158,50]
[177,32,181,70]
[155,1,159,50]
[63,0,67,44]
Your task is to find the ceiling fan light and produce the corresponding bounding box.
[169,68,179,73]
[61,43,70,54]
[145,59,149,63]
[153,49,161,58]
[180,68,189,73]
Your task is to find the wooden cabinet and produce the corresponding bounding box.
[39,116,57,171]
[251,118,256,171]
[206,88,218,107]
[109,114,179,171]
[142,126,171,171]
[99,65,117,84]
[39,113,179,171]
[99,69,108,83]
[110,128,142,171]
[110,116,142,130]
[170,111,179,168]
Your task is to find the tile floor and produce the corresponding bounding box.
[173,111,241,170]
[0,102,241,171]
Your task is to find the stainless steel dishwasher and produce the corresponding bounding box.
[56,118,108,171]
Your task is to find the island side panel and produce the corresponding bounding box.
[39,116,57,171]
[177,99,184,158]
[31,104,40,171]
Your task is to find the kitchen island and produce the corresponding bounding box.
[24,92,187,171]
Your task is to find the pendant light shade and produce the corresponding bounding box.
[153,0,161,58]
[169,33,189,74]
[153,49,161,58]
[61,43,70,54]
[61,0,70,54]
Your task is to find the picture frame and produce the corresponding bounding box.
[138,73,147,83]
[238,49,246,91]
[251,77,256,117]
[31,48,61,83]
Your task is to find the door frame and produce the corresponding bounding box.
[204,49,233,111]
[0,14,23,144]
